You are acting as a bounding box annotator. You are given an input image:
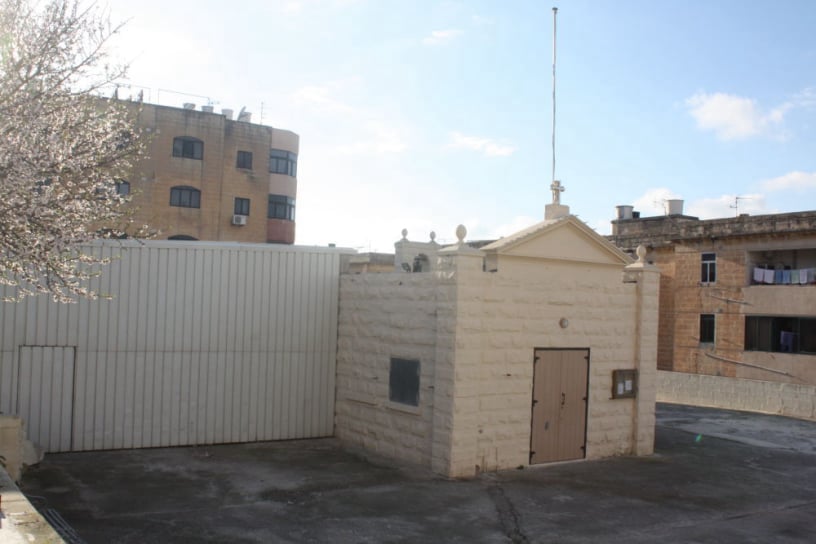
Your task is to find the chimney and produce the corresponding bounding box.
[182,102,195,110]
[201,105,214,113]
[221,108,233,120]
[237,111,252,123]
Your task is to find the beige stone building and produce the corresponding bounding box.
[335,205,659,478]
[122,101,299,243]
[610,202,816,386]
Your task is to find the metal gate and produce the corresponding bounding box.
[530,348,589,464]
[17,346,76,452]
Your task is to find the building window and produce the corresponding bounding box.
[115,180,130,196]
[699,314,715,344]
[267,194,295,221]
[389,357,420,406]
[701,252,716,283]
[172,137,203,160]
[269,149,297,176]
[234,197,250,216]
[745,316,816,354]
[236,150,253,169]
[170,186,201,208]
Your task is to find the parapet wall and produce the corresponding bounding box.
[657,371,816,421]
[611,210,816,249]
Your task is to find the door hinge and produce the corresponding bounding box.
[532,399,538,406]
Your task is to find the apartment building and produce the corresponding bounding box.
[121,101,299,244]
[609,201,816,385]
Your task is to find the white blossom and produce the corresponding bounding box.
[0,0,146,302]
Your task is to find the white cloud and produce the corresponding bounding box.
[283,1,303,13]
[685,92,788,140]
[290,83,356,114]
[791,87,816,109]
[334,120,408,155]
[422,29,463,46]
[760,171,816,192]
[687,193,766,219]
[631,188,683,217]
[447,131,515,157]
[684,87,816,141]
[630,187,769,219]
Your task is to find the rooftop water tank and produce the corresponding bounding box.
[616,205,634,220]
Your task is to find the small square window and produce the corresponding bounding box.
[234,197,250,216]
[236,150,253,170]
[172,137,203,160]
[389,358,420,406]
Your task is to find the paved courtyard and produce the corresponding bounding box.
[19,403,816,543]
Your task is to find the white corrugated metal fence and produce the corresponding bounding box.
[0,241,347,452]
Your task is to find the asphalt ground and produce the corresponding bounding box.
[19,403,816,543]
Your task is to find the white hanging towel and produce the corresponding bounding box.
[763,269,775,284]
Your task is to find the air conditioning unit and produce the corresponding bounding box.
[232,214,247,226]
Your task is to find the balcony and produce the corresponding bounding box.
[747,248,816,286]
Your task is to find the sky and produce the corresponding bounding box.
[104,0,816,251]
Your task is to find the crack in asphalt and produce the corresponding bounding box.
[487,484,529,544]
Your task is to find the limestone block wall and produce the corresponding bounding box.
[0,416,23,481]
[335,272,454,468]
[337,248,659,478]
[657,371,816,421]
[447,258,656,476]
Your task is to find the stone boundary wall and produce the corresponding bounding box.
[0,417,65,541]
[657,370,816,421]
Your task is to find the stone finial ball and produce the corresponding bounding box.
[430,231,436,242]
[456,224,467,243]
[401,228,408,240]
[636,244,647,262]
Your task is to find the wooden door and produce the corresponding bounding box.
[530,349,589,464]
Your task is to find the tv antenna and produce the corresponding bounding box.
[730,196,750,216]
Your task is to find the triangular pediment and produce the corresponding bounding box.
[481,216,630,265]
